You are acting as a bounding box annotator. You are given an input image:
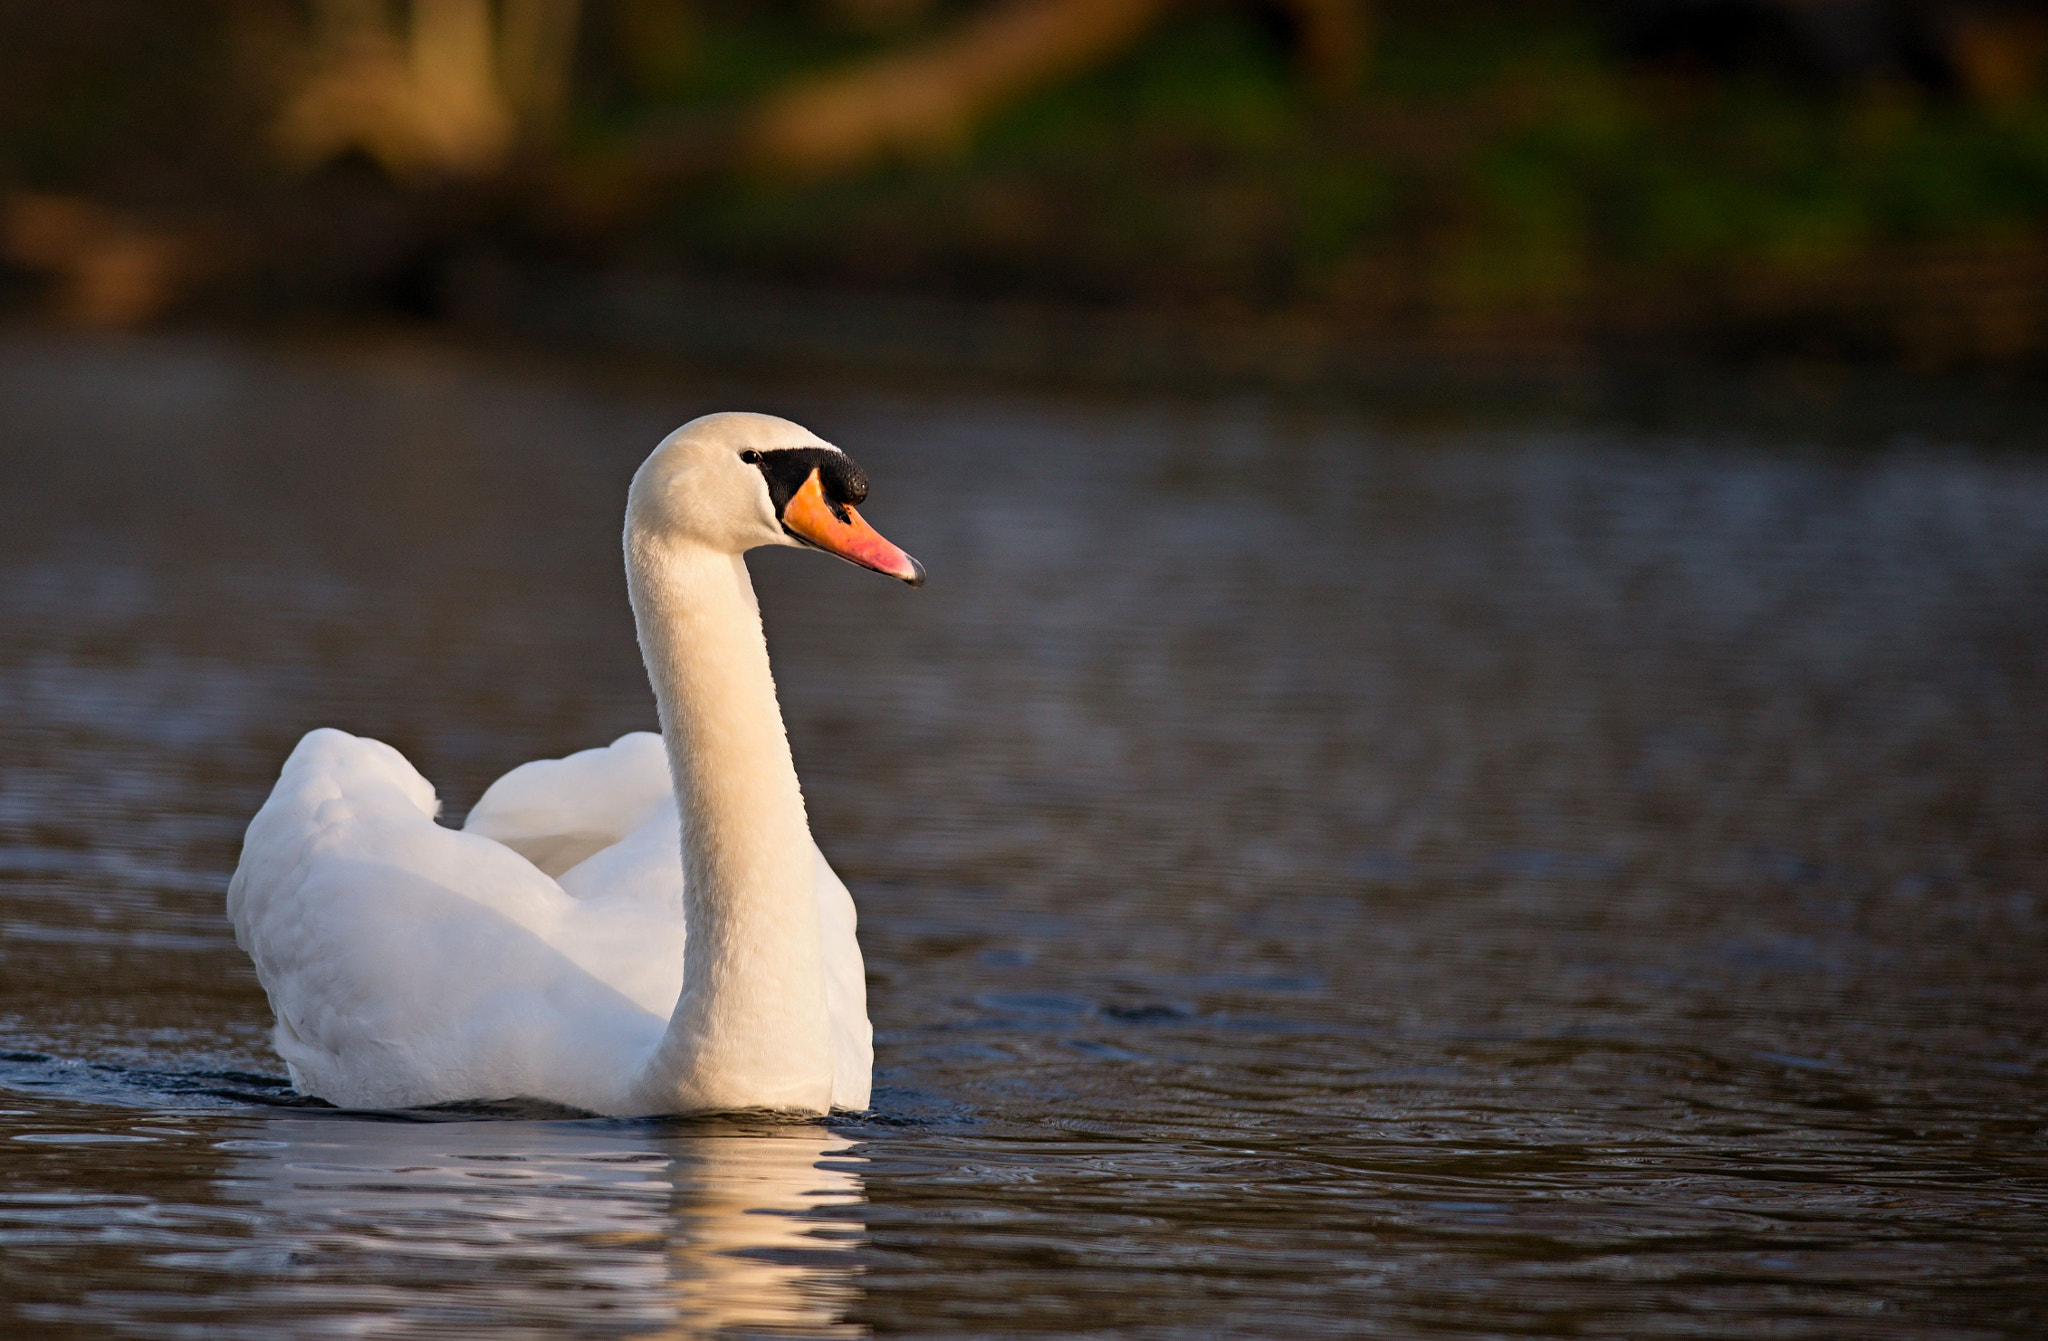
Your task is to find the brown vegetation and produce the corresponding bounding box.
[2,193,206,328]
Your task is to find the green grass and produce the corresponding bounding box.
[629,6,2048,319]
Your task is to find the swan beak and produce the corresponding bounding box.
[781,468,926,586]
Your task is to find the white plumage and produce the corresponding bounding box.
[228,413,921,1115]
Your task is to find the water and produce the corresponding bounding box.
[1,330,2044,1338]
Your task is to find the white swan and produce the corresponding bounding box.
[227,412,923,1116]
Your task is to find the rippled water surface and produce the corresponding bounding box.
[1,331,2045,1338]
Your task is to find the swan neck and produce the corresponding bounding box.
[624,530,831,1113]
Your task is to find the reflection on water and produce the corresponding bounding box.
[665,1127,865,1337]
[1,330,2045,1337]
[15,1111,865,1338]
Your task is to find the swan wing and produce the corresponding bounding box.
[230,729,873,1114]
[227,729,663,1113]
[462,731,673,878]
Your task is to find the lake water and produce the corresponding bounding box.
[1,330,2044,1338]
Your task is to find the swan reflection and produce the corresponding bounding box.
[211,1114,867,1337]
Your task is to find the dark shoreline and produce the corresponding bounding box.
[15,264,2048,452]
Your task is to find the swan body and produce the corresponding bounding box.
[227,413,922,1116]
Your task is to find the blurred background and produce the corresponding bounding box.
[5,0,2048,377]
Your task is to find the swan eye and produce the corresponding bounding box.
[739,450,763,464]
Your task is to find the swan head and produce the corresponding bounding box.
[630,412,924,586]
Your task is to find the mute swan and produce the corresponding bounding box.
[227,413,922,1116]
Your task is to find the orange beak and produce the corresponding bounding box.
[780,468,925,586]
